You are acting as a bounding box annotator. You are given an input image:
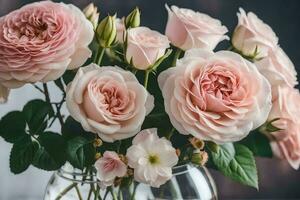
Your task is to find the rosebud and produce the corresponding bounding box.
[192,151,208,166]
[96,15,117,48]
[189,137,205,149]
[93,138,103,147]
[95,152,101,160]
[125,7,140,29]
[83,3,99,30]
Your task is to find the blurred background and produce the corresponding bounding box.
[0,0,300,199]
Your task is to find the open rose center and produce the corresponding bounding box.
[4,11,59,43]
[187,64,241,112]
[88,79,130,115]
[103,158,118,172]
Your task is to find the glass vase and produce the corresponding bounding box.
[44,163,218,200]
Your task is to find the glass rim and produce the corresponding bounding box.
[57,163,200,183]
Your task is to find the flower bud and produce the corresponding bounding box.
[95,152,102,160]
[176,149,181,157]
[192,151,208,166]
[189,137,205,149]
[127,168,134,176]
[83,3,99,30]
[93,138,103,147]
[0,84,9,103]
[125,7,140,29]
[119,154,128,164]
[114,177,123,186]
[96,15,117,48]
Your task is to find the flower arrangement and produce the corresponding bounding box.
[0,1,299,199]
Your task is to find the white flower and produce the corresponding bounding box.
[126,128,178,187]
[95,151,127,186]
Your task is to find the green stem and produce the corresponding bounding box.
[109,187,118,200]
[103,189,109,200]
[130,183,138,200]
[75,185,83,200]
[94,185,101,200]
[166,128,175,140]
[55,183,77,200]
[144,70,150,90]
[171,48,182,67]
[95,46,105,65]
[42,83,50,104]
[87,184,93,200]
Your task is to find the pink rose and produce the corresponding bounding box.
[158,49,272,143]
[116,17,125,43]
[255,46,298,88]
[232,8,278,59]
[267,86,300,170]
[95,151,127,186]
[165,5,228,51]
[0,1,94,88]
[66,64,154,142]
[126,26,170,70]
[0,84,9,103]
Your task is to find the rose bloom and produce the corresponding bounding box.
[0,84,9,103]
[165,5,228,51]
[268,86,300,170]
[126,26,170,70]
[255,46,298,88]
[158,49,272,143]
[95,151,127,186]
[116,17,125,43]
[66,64,154,142]
[126,128,178,187]
[0,1,94,88]
[232,8,278,59]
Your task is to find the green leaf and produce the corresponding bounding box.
[239,131,273,157]
[211,143,258,189]
[54,78,65,92]
[9,136,38,174]
[62,116,95,140]
[63,70,76,85]
[23,99,53,135]
[0,111,27,143]
[32,132,66,170]
[66,136,96,169]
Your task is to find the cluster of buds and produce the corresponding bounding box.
[83,3,99,30]
[94,7,141,49]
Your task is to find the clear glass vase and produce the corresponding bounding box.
[44,163,218,200]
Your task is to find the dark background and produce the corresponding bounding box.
[1,0,300,199]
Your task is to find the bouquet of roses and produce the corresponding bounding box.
[0,1,299,199]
